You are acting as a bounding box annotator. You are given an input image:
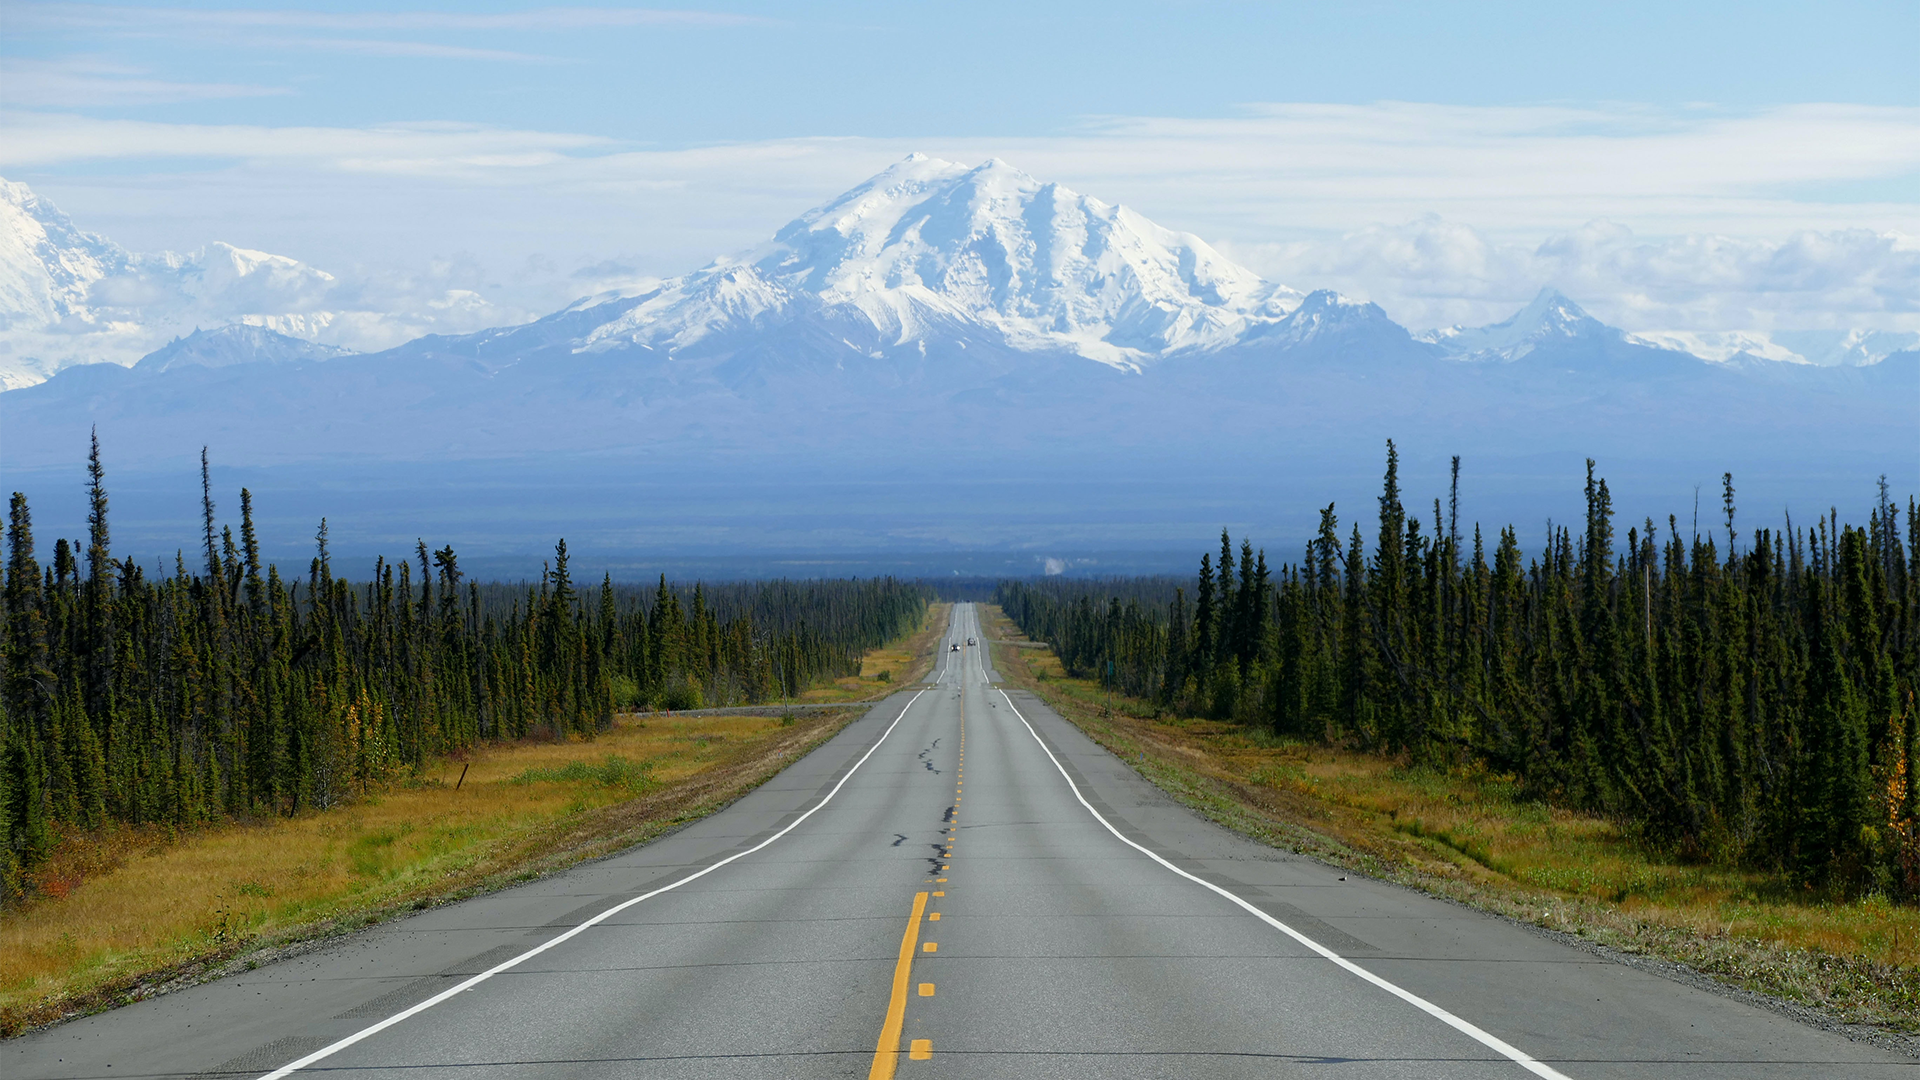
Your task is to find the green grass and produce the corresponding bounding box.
[508,754,656,792]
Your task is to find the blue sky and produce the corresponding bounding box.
[10,2,1916,133]
[3,1,1917,335]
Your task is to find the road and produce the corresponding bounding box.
[9,603,1915,1078]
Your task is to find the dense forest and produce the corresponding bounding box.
[1,439,930,895]
[999,444,1919,894]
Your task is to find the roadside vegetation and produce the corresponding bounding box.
[984,605,1920,1033]
[0,437,948,1035]
[998,449,1916,897]
[982,442,1920,1033]
[2,438,933,903]
[794,602,948,703]
[0,706,870,1034]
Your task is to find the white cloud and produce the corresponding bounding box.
[244,38,560,62]
[9,5,760,68]
[1233,218,1920,331]
[0,113,610,173]
[10,4,765,32]
[0,57,289,107]
[7,102,1914,232]
[998,103,1920,242]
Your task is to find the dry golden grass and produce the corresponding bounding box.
[0,710,860,1034]
[981,605,1920,1033]
[798,602,949,703]
[1,600,948,1037]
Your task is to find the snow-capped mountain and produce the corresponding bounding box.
[0,179,515,390]
[1242,289,1414,354]
[0,180,132,332]
[3,156,1910,567]
[1417,288,1628,363]
[567,155,1303,373]
[136,325,352,374]
[3,157,1911,565]
[1627,329,1920,368]
[11,158,1909,399]
[1,179,135,389]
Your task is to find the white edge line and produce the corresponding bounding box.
[256,687,930,1080]
[996,688,1575,1080]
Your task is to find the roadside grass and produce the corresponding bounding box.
[797,602,949,703]
[0,710,863,1035]
[982,605,1920,1034]
[1,606,947,1036]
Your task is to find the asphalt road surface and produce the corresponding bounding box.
[10,603,1916,1079]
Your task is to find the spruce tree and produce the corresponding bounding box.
[1192,552,1215,691]
[5,493,56,863]
[83,428,115,735]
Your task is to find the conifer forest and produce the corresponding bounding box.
[999,443,1918,895]
[1,438,930,892]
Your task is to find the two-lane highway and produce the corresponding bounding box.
[9,604,1915,1078]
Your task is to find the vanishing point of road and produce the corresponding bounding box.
[9,604,1914,1078]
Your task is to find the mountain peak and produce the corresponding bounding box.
[1241,289,1410,352]
[1513,287,1596,332]
[1420,286,1620,362]
[134,323,353,374]
[592,156,1302,370]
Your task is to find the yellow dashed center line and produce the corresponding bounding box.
[884,620,979,1071]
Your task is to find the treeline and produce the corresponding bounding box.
[1,439,929,893]
[998,444,1919,893]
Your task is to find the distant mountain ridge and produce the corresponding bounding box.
[136,325,353,374]
[1419,289,1625,363]
[2,156,1913,499]
[0,179,520,390]
[4,159,1912,395]
[0,178,352,389]
[1626,328,1920,367]
[3,158,1912,567]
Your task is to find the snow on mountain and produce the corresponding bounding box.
[1626,330,1808,366]
[1417,288,1625,362]
[4,159,1912,507]
[1417,291,1917,372]
[0,179,133,332]
[571,155,1303,372]
[1628,329,1920,367]
[1242,289,1410,352]
[0,178,513,390]
[135,324,352,374]
[0,179,136,388]
[8,157,1910,411]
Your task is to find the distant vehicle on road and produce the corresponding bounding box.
[967,637,976,646]
[950,643,960,652]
